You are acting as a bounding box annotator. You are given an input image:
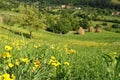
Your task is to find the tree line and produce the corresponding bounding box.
[0,0,120,10]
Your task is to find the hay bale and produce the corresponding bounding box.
[88,27,95,32]
[96,27,102,33]
[77,27,85,35]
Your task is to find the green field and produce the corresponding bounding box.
[0,25,120,80]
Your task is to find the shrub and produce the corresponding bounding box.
[79,19,90,29]
[57,18,71,34]
[102,22,107,26]
[47,10,79,34]
[3,14,22,26]
[103,26,111,31]
[111,24,120,29]
[115,29,120,33]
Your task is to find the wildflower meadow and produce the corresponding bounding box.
[0,27,120,80]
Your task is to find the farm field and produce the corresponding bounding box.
[0,25,120,80]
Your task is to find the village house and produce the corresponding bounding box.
[112,11,120,16]
[61,4,71,9]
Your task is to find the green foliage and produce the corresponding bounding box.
[111,24,120,29]
[3,14,22,26]
[79,19,90,29]
[18,3,46,38]
[0,0,19,10]
[47,10,79,34]
[46,14,57,31]
[0,26,120,80]
[0,0,120,11]
[95,24,102,29]
[57,18,71,34]
[103,52,120,80]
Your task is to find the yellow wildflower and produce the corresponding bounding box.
[48,59,55,64]
[15,60,19,66]
[5,46,12,51]
[2,73,11,80]
[51,62,60,67]
[64,62,70,66]
[20,58,30,64]
[50,45,55,49]
[8,63,14,68]
[1,73,15,80]
[1,52,11,58]
[0,75,2,80]
[32,66,36,71]
[34,45,38,48]
[64,47,68,51]
[48,56,61,67]
[51,56,56,60]
[109,52,118,59]
[34,59,41,68]
[11,74,16,80]
[32,59,41,71]
[70,49,76,53]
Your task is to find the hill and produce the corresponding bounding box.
[0,24,120,79]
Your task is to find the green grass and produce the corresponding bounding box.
[0,25,120,80]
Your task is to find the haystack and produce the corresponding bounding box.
[88,27,95,32]
[96,27,102,33]
[77,27,85,35]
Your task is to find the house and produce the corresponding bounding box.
[112,11,120,16]
[61,5,66,9]
[61,4,71,9]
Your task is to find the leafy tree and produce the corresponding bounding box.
[79,19,90,29]
[46,14,57,31]
[0,0,18,10]
[57,17,71,34]
[18,3,46,38]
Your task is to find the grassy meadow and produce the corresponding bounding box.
[0,0,120,80]
[0,24,120,80]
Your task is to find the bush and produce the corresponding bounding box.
[79,19,90,29]
[3,14,22,26]
[103,26,111,31]
[47,10,79,34]
[102,22,107,26]
[115,29,120,33]
[95,24,102,29]
[111,24,120,29]
[57,18,71,34]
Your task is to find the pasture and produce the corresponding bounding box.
[0,25,120,80]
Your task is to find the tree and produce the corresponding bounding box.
[18,3,46,38]
[57,17,71,34]
[79,19,90,29]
